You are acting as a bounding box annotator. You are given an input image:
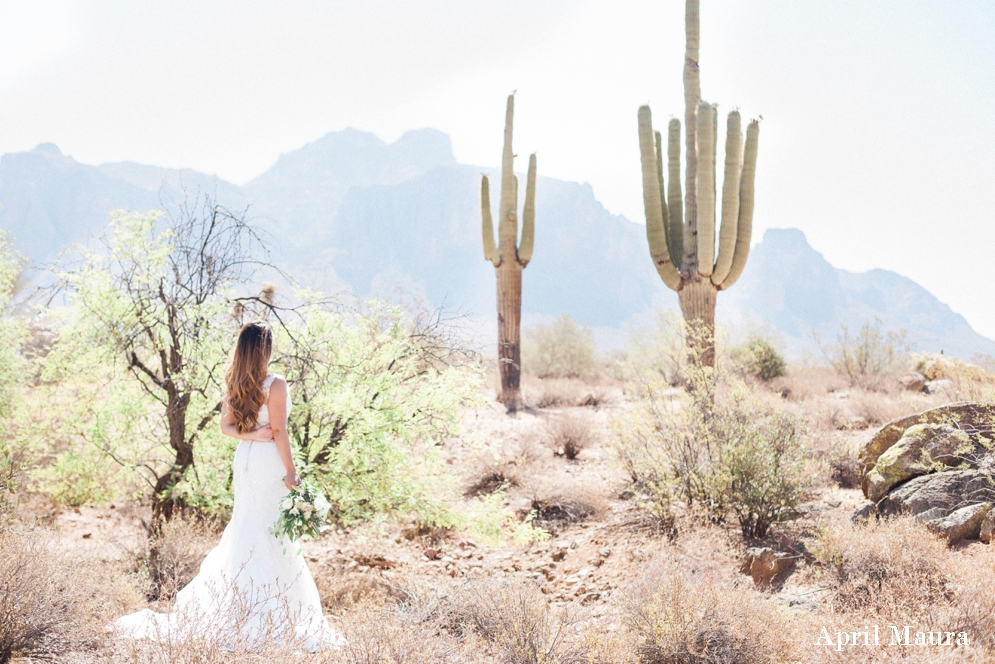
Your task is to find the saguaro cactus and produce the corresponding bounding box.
[637,0,759,366]
[482,94,536,413]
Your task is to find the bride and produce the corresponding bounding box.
[115,321,345,650]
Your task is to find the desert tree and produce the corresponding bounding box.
[45,199,264,524]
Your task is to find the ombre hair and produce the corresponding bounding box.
[225,321,273,434]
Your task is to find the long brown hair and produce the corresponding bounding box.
[225,321,273,434]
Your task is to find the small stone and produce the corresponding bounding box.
[423,549,440,560]
[551,549,567,562]
[598,547,612,558]
[740,547,795,590]
[82,533,92,539]
[850,500,878,523]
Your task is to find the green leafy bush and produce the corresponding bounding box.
[522,314,596,379]
[0,233,26,523]
[732,336,787,382]
[612,327,810,538]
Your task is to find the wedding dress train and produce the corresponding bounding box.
[115,373,345,651]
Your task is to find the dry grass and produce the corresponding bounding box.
[0,528,140,663]
[621,559,795,664]
[543,411,595,460]
[522,377,613,410]
[825,437,861,489]
[439,579,586,664]
[811,518,952,617]
[316,572,409,615]
[132,517,220,601]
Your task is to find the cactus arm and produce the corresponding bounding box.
[711,110,743,284]
[498,94,518,252]
[481,175,500,266]
[696,102,716,277]
[720,119,759,290]
[682,0,701,273]
[667,118,684,267]
[638,105,682,291]
[518,154,536,267]
[654,130,670,251]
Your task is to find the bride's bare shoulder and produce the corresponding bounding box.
[267,374,288,396]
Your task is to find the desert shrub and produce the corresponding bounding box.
[811,518,951,616]
[524,378,611,409]
[612,356,810,538]
[443,580,583,664]
[315,573,409,614]
[522,314,596,379]
[132,517,219,601]
[816,318,912,388]
[336,608,456,664]
[0,530,132,663]
[731,336,786,382]
[0,442,22,528]
[465,467,519,498]
[942,556,995,653]
[526,482,604,533]
[544,412,594,460]
[622,561,794,664]
[826,441,861,489]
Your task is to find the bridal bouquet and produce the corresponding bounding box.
[271,478,332,543]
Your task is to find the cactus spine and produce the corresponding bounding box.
[481,94,536,413]
[636,0,760,366]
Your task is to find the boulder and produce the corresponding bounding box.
[864,424,979,502]
[850,500,878,523]
[924,379,955,395]
[858,402,995,496]
[740,547,795,590]
[925,503,990,545]
[878,470,995,518]
[981,512,995,544]
[900,372,927,392]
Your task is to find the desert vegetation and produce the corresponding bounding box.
[3,2,994,662]
[5,218,995,661]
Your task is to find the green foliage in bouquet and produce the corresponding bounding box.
[270,478,331,544]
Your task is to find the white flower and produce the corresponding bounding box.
[303,504,313,515]
[295,500,306,510]
[281,498,293,510]
[289,507,299,516]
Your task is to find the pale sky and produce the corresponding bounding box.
[2,0,994,340]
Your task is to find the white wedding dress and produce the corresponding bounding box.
[115,373,345,651]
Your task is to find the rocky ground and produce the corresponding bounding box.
[11,370,995,662]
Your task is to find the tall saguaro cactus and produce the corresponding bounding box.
[638,0,759,366]
[482,94,536,413]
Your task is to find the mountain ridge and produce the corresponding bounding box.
[1,131,992,360]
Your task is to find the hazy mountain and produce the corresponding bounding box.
[2,131,992,361]
[718,228,995,359]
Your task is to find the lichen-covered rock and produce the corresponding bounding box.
[865,424,978,502]
[925,502,990,545]
[859,402,995,496]
[878,470,995,518]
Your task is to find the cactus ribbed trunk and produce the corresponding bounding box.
[678,279,717,366]
[496,265,523,411]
